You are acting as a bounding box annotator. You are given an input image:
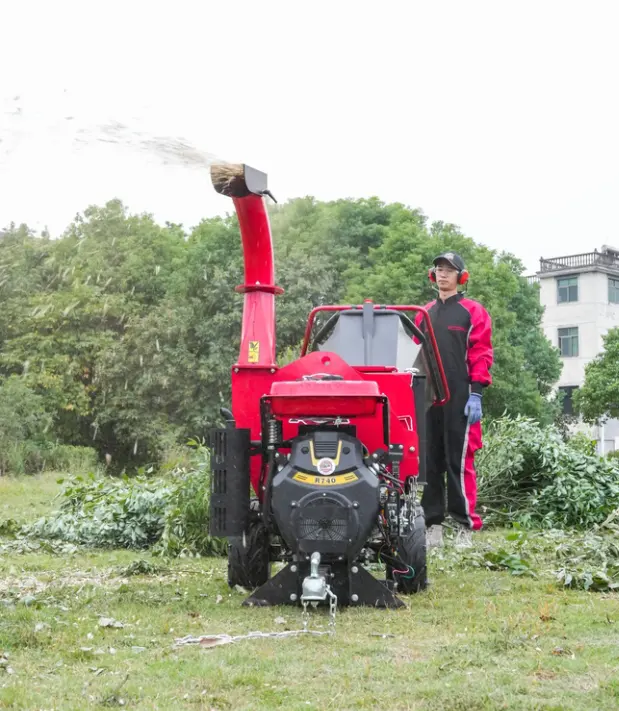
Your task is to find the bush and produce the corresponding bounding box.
[0,376,51,475]
[447,526,619,592]
[0,376,98,476]
[0,440,98,476]
[24,474,173,548]
[30,442,99,474]
[22,441,225,556]
[477,416,619,529]
[567,431,597,457]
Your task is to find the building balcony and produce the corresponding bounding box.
[538,247,619,275]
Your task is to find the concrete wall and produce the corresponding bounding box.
[540,270,619,387]
[539,268,619,455]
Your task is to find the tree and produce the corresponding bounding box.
[574,328,619,423]
[0,196,564,470]
[0,376,52,475]
[343,212,562,421]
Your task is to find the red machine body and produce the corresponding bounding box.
[224,170,449,499]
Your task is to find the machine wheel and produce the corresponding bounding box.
[227,517,270,590]
[391,505,428,594]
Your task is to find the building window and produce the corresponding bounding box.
[558,327,579,357]
[558,386,578,416]
[557,276,578,303]
[610,277,619,304]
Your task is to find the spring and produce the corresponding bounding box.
[267,418,282,446]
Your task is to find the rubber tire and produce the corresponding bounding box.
[392,506,428,594]
[227,518,270,590]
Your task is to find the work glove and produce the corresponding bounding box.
[464,393,482,425]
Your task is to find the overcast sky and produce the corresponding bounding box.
[1,0,618,275]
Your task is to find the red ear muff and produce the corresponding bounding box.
[458,269,469,285]
[428,267,437,283]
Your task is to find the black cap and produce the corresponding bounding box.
[433,251,465,271]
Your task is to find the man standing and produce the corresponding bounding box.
[415,252,493,548]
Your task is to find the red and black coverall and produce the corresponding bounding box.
[415,294,493,530]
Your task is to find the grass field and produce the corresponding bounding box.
[1,473,618,710]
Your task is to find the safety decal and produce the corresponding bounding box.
[248,341,260,363]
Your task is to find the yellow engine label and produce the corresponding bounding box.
[292,472,359,486]
[248,341,260,363]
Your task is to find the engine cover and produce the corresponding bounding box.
[270,430,380,560]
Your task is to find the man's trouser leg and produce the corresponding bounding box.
[444,403,483,531]
[421,405,446,527]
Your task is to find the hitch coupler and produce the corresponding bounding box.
[301,552,328,603]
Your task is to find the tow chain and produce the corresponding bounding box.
[302,584,337,632]
[328,587,338,631]
[175,589,338,649]
[302,600,310,631]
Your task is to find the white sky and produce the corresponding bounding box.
[1,0,618,274]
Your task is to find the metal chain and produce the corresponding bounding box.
[300,585,337,634]
[174,628,330,647]
[302,600,310,632]
[327,587,338,631]
[175,592,338,649]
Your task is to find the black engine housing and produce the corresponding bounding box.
[270,430,380,560]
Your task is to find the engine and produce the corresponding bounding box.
[270,430,380,560]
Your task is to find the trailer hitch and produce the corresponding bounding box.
[300,552,338,631]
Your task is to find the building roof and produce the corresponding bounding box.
[535,245,619,279]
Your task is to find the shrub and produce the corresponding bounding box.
[0,376,99,475]
[477,416,619,529]
[567,431,597,457]
[24,473,173,548]
[32,442,99,474]
[0,440,98,476]
[0,376,51,475]
[21,441,225,556]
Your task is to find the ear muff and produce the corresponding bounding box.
[430,266,469,285]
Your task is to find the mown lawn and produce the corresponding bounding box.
[0,473,618,710]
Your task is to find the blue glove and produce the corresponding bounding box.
[464,393,482,424]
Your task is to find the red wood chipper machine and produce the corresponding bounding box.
[208,163,449,616]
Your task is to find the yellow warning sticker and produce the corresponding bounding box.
[248,341,260,363]
[292,472,359,486]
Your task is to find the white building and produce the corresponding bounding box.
[532,245,619,453]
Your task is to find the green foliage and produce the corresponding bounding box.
[552,527,619,592]
[606,449,619,463]
[574,327,619,423]
[153,440,227,558]
[0,376,96,475]
[477,415,619,529]
[0,195,562,468]
[1,441,98,477]
[567,431,598,457]
[21,443,224,557]
[24,473,173,549]
[343,216,562,422]
[441,526,619,592]
[481,547,537,577]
